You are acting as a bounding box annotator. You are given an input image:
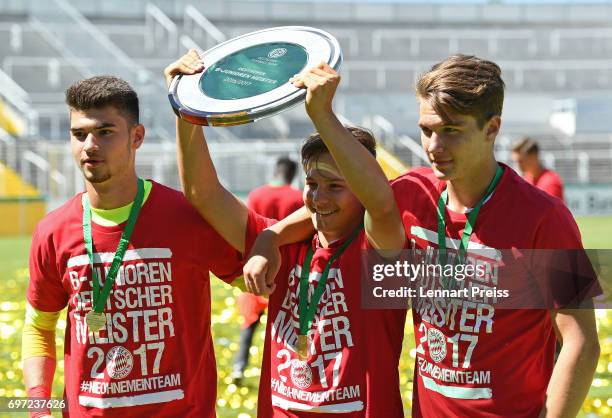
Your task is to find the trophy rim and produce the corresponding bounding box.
[169,26,343,126]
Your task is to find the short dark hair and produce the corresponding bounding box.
[275,156,298,184]
[65,75,139,125]
[512,137,539,155]
[416,54,505,128]
[301,126,376,169]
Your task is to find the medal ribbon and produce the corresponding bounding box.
[437,164,503,270]
[298,226,362,337]
[83,178,145,313]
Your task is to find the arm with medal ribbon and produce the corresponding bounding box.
[289,63,406,360]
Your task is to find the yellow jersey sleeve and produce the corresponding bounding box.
[22,302,60,360]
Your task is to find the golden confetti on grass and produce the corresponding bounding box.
[0,234,610,417]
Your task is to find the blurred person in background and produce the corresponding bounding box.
[247,156,303,220]
[512,137,565,201]
[232,156,303,384]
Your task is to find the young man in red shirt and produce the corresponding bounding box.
[245,55,600,417]
[166,50,408,416]
[23,76,242,417]
[512,137,565,201]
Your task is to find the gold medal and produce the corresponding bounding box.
[297,334,308,360]
[296,227,361,364]
[86,310,106,332]
[82,179,145,336]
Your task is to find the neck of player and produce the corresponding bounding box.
[86,172,140,210]
[446,159,499,213]
[316,220,362,249]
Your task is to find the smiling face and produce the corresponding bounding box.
[418,98,500,183]
[303,152,364,244]
[70,106,144,186]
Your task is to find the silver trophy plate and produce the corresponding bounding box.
[168,26,342,126]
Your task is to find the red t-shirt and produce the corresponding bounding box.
[525,168,565,202]
[245,211,407,417]
[248,184,304,220]
[390,164,584,418]
[27,182,243,418]
[242,184,302,328]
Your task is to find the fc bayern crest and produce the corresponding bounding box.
[427,328,447,363]
[106,346,134,379]
[290,359,313,389]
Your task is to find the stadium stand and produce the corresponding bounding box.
[0,0,611,211]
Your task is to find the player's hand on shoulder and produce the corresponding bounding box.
[290,62,340,118]
[243,254,276,296]
[243,231,282,296]
[164,49,205,87]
